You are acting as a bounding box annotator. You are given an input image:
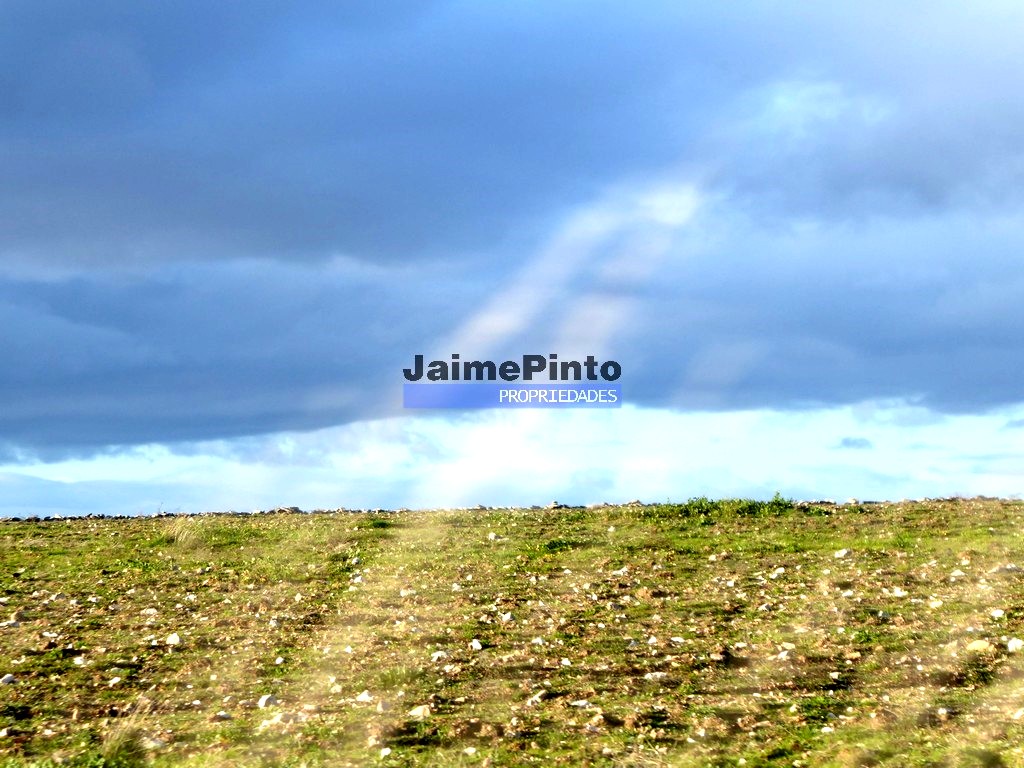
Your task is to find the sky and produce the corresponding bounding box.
[2,1,1023,516]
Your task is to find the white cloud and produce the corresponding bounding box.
[5,400,1022,517]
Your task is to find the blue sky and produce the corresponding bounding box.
[2,2,1023,516]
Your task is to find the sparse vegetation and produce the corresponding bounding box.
[2,498,1024,766]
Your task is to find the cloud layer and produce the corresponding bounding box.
[3,2,1024,459]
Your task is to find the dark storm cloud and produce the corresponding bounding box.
[0,258,472,456]
[0,2,748,267]
[4,2,1024,456]
[617,209,1024,415]
[4,2,1023,268]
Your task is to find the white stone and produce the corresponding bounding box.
[257,694,278,708]
[165,632,181,646]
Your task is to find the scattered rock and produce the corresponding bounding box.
[526,691,547,707]
[1008,638,1024,653]
[258,694,278,709]
[834,549,849,558]
[356,690,373,703]
[165,632,181,646]
[0,674,14,685]
[407,704,431,720]
[965,639,994,654]
[258,711,298,731]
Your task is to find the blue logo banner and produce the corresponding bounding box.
[404,383,622,409]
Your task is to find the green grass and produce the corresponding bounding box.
[2,499,1024,766]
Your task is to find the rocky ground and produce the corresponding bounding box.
[2,497,1024,766]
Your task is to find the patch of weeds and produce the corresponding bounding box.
[952,651,1000,688]
[541,538,585,554]
[891,529,916,549]
[98,726,148,768]
[0,704,32,723]
[962,747,1009,768]
[850,627,883,646]
[378,665,426,689]
[798,504,832,517]
[111,557,159,574]
[387,719,442,748]
[638,497,718,521]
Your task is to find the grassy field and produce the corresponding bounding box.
[2,497,1024,767]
